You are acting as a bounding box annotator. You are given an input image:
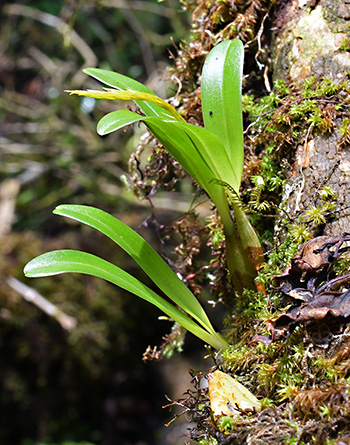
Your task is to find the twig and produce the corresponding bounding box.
[7,277,77,331]
[110,0,156,77]
[0,179,20,238]
[101,0,174,18]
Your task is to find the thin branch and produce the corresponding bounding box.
[0,179,20,238]
[109,0,156,77]
[7,277,77,331]
[101,0,174,18]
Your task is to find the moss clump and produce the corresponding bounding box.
[339,38,350,52]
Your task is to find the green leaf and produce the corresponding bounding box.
[201,40,244,191]
[83,68,167,118]
[97,110,144,135]
[95,111,236,235]
[144,118,235,233]
[97,112,235,191]
[53,205,217,336]
[24,250,228,349]
[144,119,219,196]
[171,121,240,189]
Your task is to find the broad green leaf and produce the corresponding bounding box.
[24,250,228,349]
[53,205,217,335]
[201,40,244,191]
[97,110,144,135]
[83,68,167,118]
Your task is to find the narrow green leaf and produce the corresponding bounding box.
[83,68,167,118]
[144,119,220,197]
[97,110,144,135]
[96,112,235,186]
[96,113,225,193]
[201,40,244,191]
[96,112,236,236]
[94,110,235,235]
[84,68,153,94]
[53,205,217,336]
[144,118,236,233]
[24,250,228,349]
[170,121,240,188]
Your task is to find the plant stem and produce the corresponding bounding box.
[232,202,265,276]
[213,190,263,294]
[225,229,257,295]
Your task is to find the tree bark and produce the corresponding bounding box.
[271,0,350,236]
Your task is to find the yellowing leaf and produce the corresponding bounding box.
[208,370,261,417]
[65,88,185,122]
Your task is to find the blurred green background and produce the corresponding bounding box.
[0,1,211,444]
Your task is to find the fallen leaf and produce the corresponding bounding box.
[208,370,261,418]
[274,234,350,288]
[254,234,350,345]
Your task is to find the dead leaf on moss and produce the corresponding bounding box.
[254,234,350,345]
[208,370,261,418]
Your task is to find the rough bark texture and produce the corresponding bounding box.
[272,0,350,236]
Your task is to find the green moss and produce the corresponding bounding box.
[339,38,350,52]
[339,117,350,138]
[238,75,350,263]
[258,237,299,288]
[274,79,291,97]
[217,415,235,433]
[284,436,305,445]
[198,437,218,445]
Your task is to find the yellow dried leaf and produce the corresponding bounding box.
[65,88,185,122]
[208,370,261,417]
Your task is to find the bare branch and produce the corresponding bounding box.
[0,179,20,238]
[7,277,77,331]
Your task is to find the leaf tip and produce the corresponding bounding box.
[52,205,62,215]
[64,90,78,96]
[23,260,35,278]
[53,204,76,217]
[96,125,106,136]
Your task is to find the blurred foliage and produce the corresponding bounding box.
[0,0,190,444]
[1,0,189,228]
[0,228,170,444]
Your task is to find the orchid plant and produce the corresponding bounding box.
[24,40,264,350]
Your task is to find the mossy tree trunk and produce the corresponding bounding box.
[271,0,350,236]
[174,2,350,443]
